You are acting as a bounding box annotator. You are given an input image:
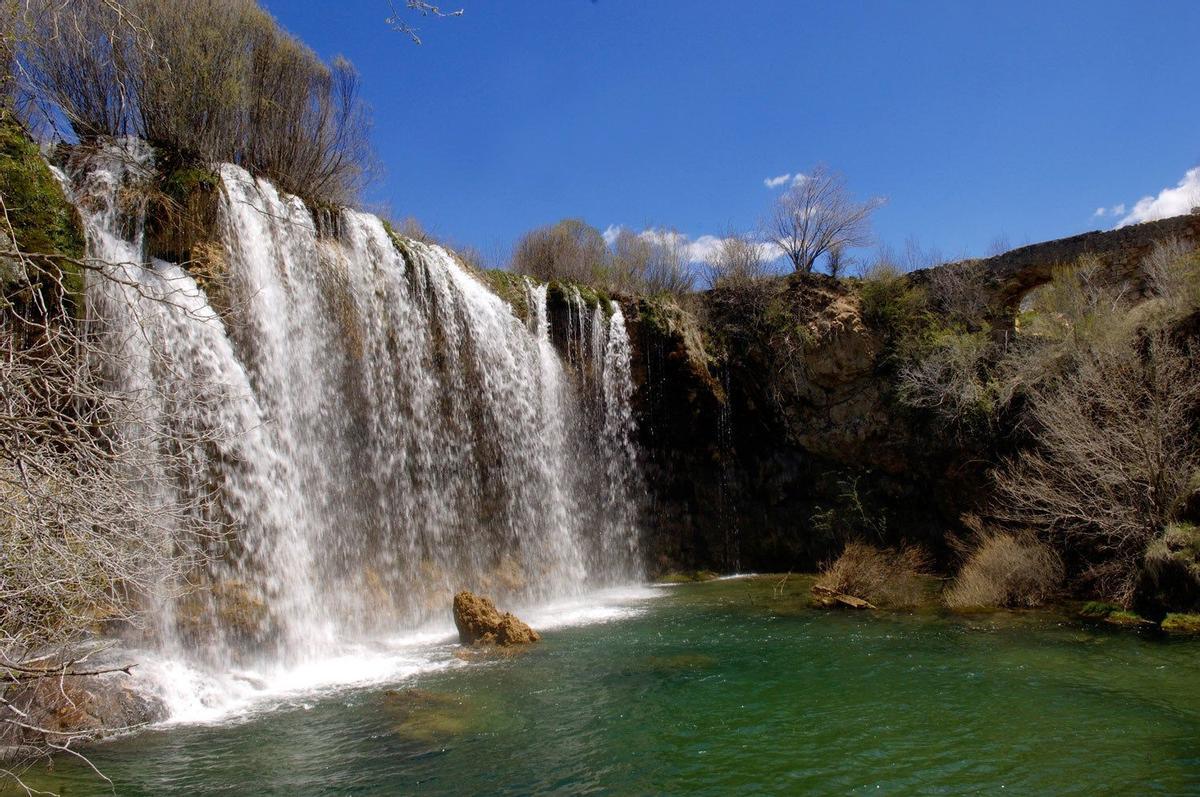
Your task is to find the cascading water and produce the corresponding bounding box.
[59,143,646,716]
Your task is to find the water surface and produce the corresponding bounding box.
[22,577,1200,795]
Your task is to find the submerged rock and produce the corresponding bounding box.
[452,591,540,645]
[382,688,475,743]
[0,671,165,750]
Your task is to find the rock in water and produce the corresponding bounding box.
[452,591,540,645]
[0,672,166,749]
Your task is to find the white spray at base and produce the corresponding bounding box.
[60,143,648,722]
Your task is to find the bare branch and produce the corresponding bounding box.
[386,0,464,44]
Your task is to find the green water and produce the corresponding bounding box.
[18,577,1200,795]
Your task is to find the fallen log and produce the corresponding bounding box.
[812,584,877,610]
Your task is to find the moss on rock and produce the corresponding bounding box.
[482,268,532,320]
[0,110,86,314]
[1161,613,1200,634]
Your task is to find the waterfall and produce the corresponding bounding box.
[61,143,645,681]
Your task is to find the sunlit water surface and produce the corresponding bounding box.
[20,577,1200,795]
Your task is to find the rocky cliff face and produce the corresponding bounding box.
[627,274,957,574]
[627,213,1200,575]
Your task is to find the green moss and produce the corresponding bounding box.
[1077,602,1153,627]
[1161,613,1200,634]
[0,110,86,314]
[657,570,720,584]
[1078,601,1120,619]
[160,163,220,205]
[546,279,613,317]
[1107,610,1151,627]
[482,269,532,320]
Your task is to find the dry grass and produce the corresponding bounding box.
[815,542,931,608]
[945,529,1062,610]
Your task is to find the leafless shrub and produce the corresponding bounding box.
[945,520,1062,609]
[815,542,931,608]
[993,332,1200,604]
[985,234,1012,257]
[927,262,990,324]
[868,238,947,276]
[767,165,884,274]
[997,256,1134,407]
[897,329,995,426]
[1142,238,1200,313]
[1020,255,1130,342]
[392,216,435,244]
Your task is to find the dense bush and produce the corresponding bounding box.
[945,525,1062,609]
[10,0,371,205]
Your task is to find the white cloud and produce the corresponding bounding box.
[763,172,809,189]
[1110,203,1126,216]
[1093,207,1107,217]
[1116,167,1200,227]
[605,225,783,265]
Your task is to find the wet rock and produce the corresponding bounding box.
[452,591,540,645]
[0,671,166,750]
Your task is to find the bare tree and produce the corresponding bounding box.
[703,231,767,289]
[511,218,608,285]
[608,227,652,293]
[1142,238,1200,312]
[767,165,883,274]
[12,0,374,205]
[897,330,994,426]
[640,228,696,297]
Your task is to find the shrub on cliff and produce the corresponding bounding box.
[815,542,931,608]
[10,0,371,206]
[856,260,929,362]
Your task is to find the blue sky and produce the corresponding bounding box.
[264,0,1200,267]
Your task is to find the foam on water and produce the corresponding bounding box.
[131,585,659,726]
